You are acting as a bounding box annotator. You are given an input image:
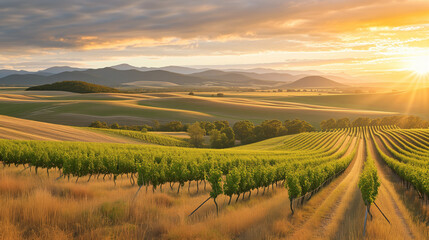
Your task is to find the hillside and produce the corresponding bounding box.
[0,115,139,143]
[284,76,347,88]
[26,81,120,93]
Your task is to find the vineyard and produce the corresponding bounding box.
[1,125,428,239]
[88,128,191,147]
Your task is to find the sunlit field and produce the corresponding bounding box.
[0,88,404,127]
[2,0,429,239]
[1,124,428,239]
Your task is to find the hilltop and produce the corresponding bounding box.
[284,76,347,88]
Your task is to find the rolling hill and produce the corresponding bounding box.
[284,76,347,88]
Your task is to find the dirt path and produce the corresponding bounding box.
[233,134,354,240]
[0,115,142,144]
[286,138,364,239]
[366,136,426,239]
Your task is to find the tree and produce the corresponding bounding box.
[255,119,286,140]
[110,123,120,129]
[187,123,206,147]
[209,129,234,148]
[152,120,161,131]
[89,121,108,128]
[284,119,314,134]
[214,120,229,131]
[352,117,371,127]
[209,129,224,148]
[233,120,255,144]
[320,118,336,130]
[199,121,215,134]
[221,126,235,147]
[336,118,351,128]
[163,121,184,131]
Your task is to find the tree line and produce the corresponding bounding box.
[90,119,315,148]
[320,115,429,131]
[188,119,315,148]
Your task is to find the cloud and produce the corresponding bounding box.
[1,0,429,75]
[1,0,428,51]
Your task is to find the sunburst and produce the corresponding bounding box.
[407,55,429,75]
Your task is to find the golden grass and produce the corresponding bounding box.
[366,138,429,240]
[1,136,428,240]
[0,115,141,143]
[0,166,291,239]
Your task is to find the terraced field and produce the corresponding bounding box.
[1,119,428,239]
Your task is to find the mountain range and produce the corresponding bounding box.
[0,64,350,89]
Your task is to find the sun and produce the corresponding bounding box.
[407,55,429,75]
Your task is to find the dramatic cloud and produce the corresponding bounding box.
[0,0,428,77]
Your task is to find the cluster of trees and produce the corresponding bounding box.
[233,119,314,144]
[187,120,235,148]
[320,115,429,130]
[89,120,188,132]
[26,81,120,93]
[89,121,153,132]
[187,119,315,148]
[90,118,315,148]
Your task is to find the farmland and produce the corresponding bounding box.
[1,119,428,239]
[0,88,402,127]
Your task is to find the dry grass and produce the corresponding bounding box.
[366,138,429,240]
[0,166,289,240]
[0,115,141,143]
[1,137,428,240]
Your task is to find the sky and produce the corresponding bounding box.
[1,0,429,81]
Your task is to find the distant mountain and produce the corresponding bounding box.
[223,68,324,76]
[111,64,143,71]
[0,68,278,87]
[0,74,49,86]
[235,72,298,82]
[26,81,120,93]
[0,65,356,88]
[158,66,203,74]
[111,64,204,74]
[38,66,87,74]
[0,69,32,78]
[191,70,280,85]
[190,70,227,78]
[283,76,347,88]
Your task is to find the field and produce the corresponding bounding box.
[0,88,401,127]
[1,117,428,239]
[1,88,429,239]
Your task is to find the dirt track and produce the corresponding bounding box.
[0,115,141,143]
[367,135,427,239]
